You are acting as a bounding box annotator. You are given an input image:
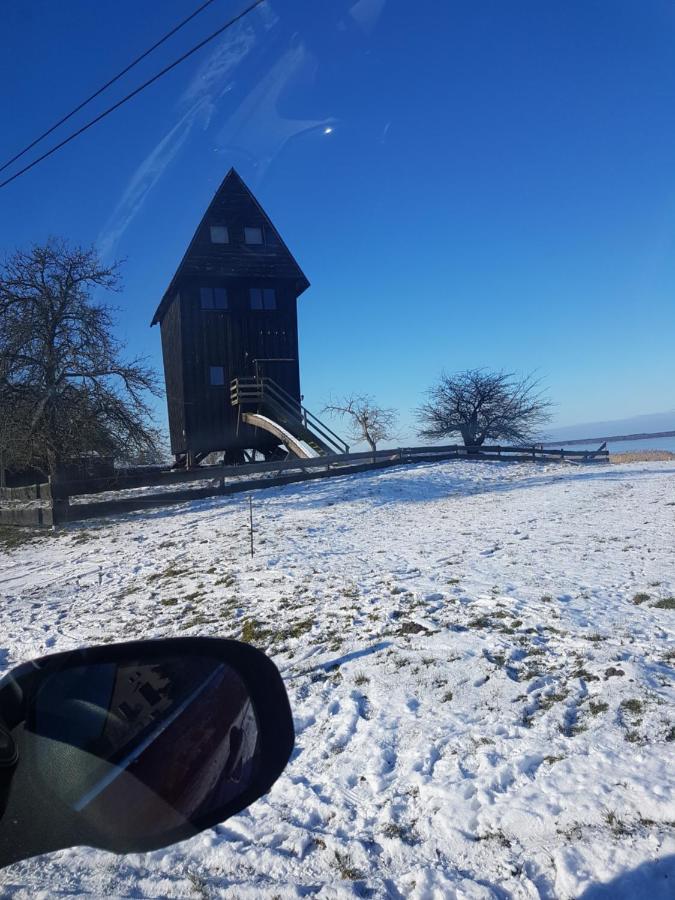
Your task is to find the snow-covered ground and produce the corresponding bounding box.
[0,459,673,899]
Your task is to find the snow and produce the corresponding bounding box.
[0,459,673,898]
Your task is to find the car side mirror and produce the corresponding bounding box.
[0,637,294,867]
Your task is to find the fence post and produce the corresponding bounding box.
[49,474,71,525]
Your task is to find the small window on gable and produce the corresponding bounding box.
[210,225,229,244]
[244,226,263,245]
[209,366,225,386]
[200,287,227,310]
[249,287,276,310]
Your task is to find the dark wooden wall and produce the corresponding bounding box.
[159,293,186,452]
[176,276,301,454]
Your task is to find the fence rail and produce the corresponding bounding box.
[1,443,608,528]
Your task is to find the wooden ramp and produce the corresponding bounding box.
[241,412,318,459]
[231,377,350,457]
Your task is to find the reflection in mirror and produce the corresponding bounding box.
[29,656,259,838]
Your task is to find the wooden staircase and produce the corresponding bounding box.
[230,377,349,458]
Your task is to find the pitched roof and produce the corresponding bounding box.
[151,168,310,325]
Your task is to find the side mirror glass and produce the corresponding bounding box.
[0,638,294,865]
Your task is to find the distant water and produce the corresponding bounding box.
[604,436,675,454]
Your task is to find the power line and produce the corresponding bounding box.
[0,0,219,175]
[0,0,267,191]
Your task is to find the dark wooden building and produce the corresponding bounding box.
[152,169,347,466]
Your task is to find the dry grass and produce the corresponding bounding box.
[610,450,675,464]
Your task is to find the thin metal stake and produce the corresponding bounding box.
[249,495,254,557]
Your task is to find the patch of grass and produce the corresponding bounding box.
[468,616,492,629]
[354,672,369,686]
[333,850,365,881]
[544,755,564,765]
[71,531,95,545]
[654,597,675,610]
[611,450,675,463]
[605,811,630,834]
[179,613,216,630]
[381,822,420,845]
[619,699,644,741]
[241,616,313,646]
[665,726,675,742]
[541,594,553,602]
[561,722,587,737]
[441,690,453,702]
[632,592,650,605]
[539,691,568,710]
[277,618,314,641]
[186,870,209,899]
[478,830,512,849]
[585,633,604,643]
[588,700,609,716]
[573,668,600,682]
[241,618,271,645]
[147,566,188,583]
[395,621,431,636]
[604,666,625,678]
[214,574,236,587]
[160,597,178,607]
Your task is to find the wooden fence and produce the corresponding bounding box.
[0,443,608,528]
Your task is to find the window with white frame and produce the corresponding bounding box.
[200,286,228,310]
[209,225,229,244]
[249,287,276,310]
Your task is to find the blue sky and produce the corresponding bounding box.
[2,0,674,443]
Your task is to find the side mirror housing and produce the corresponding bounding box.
[0,637,294,866]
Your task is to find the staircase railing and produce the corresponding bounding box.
[231,377,350,455]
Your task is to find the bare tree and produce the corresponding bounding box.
[416,369,552,446]
[324,394,398,452]
[0,239,162,476]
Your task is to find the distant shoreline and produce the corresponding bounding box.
[542,429,675,447]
